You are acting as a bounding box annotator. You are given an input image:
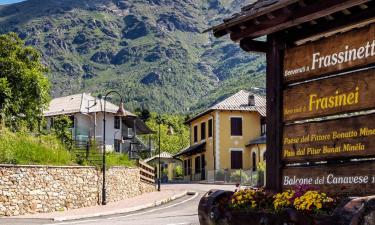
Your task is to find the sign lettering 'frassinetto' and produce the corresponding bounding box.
[282,113,375,162]
[283,68,375,122]
[284,23,375,83]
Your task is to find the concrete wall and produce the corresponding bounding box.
[0,165,155,217]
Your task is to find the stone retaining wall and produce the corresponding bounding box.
[0,165,155,217]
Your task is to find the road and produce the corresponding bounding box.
[1,184,234,225]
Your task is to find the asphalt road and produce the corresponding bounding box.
[1,184,234,225]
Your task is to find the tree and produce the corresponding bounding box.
[145,112,190,154]
[53,115,73,147]
[0,32,50,130]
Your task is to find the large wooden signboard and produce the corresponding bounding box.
[283,162,375,195]
[283,68,375,122]
[283,113,375,163]
[281,22,375,195]
[284,23,375,84]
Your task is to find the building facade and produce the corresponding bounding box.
[175,90,266,182]
[43,93,153,155]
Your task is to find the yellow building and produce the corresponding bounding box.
[174,90,266,182]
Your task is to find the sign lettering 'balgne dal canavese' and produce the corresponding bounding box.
[284,24,375,84]
[282,23,375,195]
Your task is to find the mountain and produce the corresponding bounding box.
[0,0,266,113]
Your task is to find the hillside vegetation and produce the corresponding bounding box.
[0,0,265,113]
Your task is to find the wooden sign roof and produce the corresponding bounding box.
[209,0,374,45]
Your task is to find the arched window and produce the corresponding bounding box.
[252,152,257,171]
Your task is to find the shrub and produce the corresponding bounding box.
[175,165,183,177]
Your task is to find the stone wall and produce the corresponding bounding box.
[105,167,155,202]
[0,165,155,217]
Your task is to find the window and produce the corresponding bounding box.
[195,156,201,173]
[201,122,206,140]
[69,115,75,128]
[193,125,198,143]
[252,152,257,171]
[263,152,266,162]
[114,116,121,129]
[114,139,121,152]
[208,119,213,137]
[188,158,192,175]
[231,151,243,169]
[184,160,188,176]
[231,117,242,136]
[261,117,266,135]
[184,159,192,176]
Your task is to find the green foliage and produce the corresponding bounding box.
[0,32,50,130]
[175,165,183,177]
[145,112,189,154]
[52,115,73,146]
[105,153,135,167]
[0,129,73,165]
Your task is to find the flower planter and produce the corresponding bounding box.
[227,210,284,225]
[198,190,375,225]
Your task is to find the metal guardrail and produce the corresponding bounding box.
[184,168,264,186]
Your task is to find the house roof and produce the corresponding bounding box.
[186,90,266,124]
[144,152,175,163]
[44,93,135,117]
[246,134,266,146]
[174,141,206,157]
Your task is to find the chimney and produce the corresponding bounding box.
[248,94,255,106]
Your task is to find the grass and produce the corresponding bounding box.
[0,129,74,165]
[0,129,136,167]
[106,153,135,167]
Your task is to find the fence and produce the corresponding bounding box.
[72,140,102,165]
[184,168,264,187]
[138,160,155,184]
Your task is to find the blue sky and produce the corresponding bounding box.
[0,0,24,5]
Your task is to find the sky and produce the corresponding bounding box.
[0,0,25,5]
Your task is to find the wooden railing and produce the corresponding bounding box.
[138,160,155,184]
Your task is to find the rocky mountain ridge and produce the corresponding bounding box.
[0,0,265,113]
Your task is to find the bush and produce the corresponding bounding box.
[230,170,249,183]
[175,165,183,177]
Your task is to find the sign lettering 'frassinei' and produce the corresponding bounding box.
[282,113,375,163]
[283,68,375,122]
[284,23,375,83]
[283,163,375,195]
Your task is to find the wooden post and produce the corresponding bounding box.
[265,33,284,192]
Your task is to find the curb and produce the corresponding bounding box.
[53,191,190,221]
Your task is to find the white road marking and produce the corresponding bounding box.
[48,192,199,225]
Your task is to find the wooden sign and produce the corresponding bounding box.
[284,23,375,84]
[283,162,375,195]
[283,113,375,163]
[283,68,375,122]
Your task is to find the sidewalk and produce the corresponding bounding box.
[11,185,189,221]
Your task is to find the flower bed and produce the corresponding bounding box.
[198,185,375,225]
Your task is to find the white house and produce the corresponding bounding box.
[43,93,154,154]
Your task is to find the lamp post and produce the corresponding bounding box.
[102,90,132,205]
[156,115,174,192]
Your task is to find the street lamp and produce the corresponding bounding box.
[102,90,133,205]
[156,115,174,192]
